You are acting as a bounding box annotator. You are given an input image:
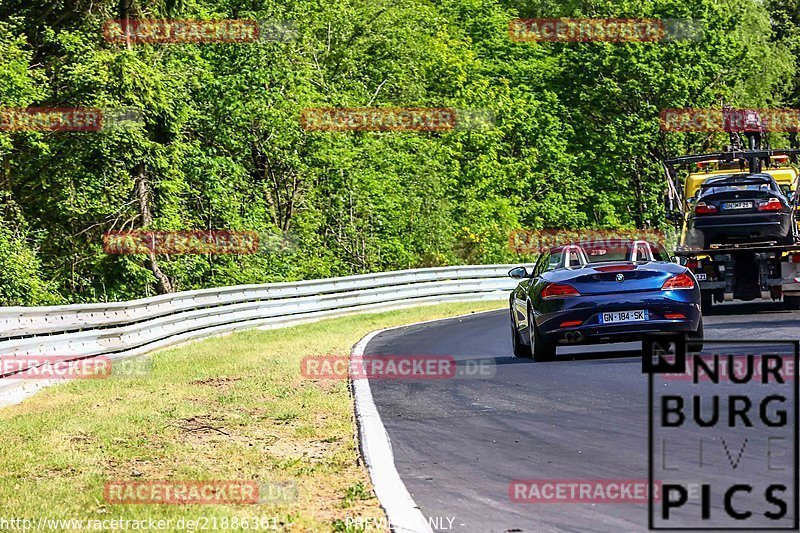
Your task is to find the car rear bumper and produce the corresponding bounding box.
[535,290,701,344]
[691,212,791,242]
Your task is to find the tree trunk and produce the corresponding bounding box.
[119,0,132,50]
[134,163,173,294]
[632,161,646,229]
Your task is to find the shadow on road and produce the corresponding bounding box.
[705,300,791,316]
[456,349,643,367]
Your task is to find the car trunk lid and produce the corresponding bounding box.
[698,189,784,214]
[565,262,675,295]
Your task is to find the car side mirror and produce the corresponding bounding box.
[508,266,528,280]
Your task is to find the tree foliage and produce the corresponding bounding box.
[0,0,795,303]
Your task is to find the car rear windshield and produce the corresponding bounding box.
[582,245,629,263]
[700,180,776,196]
[581,243,670,263]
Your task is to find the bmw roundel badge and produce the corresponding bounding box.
[616,273,625,282]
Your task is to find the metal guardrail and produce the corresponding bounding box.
[0,265,518,381]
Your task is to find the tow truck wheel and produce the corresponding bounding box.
[700,293,713,315]
[785,295,800,310]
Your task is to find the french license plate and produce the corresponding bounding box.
[600,310,648,324]
[695,273,707,281]
[721,201,753,210]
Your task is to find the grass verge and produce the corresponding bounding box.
[0,300,503,532]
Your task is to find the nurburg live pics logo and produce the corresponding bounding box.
[643,335,799,530]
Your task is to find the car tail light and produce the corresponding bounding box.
[560,320,583,328]
[686,260,698,269]
[541,283,581,299]
[694,202,717,215]
[792,254,800,263]
[661,273,695,290]
[758,198,783,211]
[595,265,636,272]
[664,312,686,319]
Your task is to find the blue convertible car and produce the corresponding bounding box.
[509,239,702,360]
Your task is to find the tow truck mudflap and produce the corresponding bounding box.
[781,262,800,296]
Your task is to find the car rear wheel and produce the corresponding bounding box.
[688,317,704,353]
[786,295,800,310]
[528,308,556,362]
[510,308,531,358]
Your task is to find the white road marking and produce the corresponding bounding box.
[351,308,501,533]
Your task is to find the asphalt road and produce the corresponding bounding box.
[365,301,800,532]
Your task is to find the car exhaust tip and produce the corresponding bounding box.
[563,331,583,344]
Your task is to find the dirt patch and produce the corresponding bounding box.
[175,415,228,431]
[165,413,282,450]
[68,431,93,444]
[266,439,331,463]
[190,376,242,387]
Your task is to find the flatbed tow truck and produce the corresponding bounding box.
[663,111,800,312]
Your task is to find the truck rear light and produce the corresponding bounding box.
[758,198,783,211]
[694,202,717,215]
[661,273,695,290]
[541,283,581,299]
